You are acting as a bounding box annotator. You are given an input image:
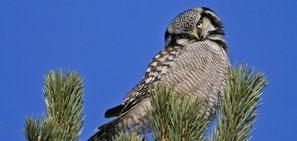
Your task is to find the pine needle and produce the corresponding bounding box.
[24,71,84,141]
[209,65,266,141]
[150,87,208,141]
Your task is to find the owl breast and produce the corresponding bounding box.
[158,40,229,115]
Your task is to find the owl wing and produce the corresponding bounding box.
[105,46,184,118]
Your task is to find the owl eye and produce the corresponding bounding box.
[197,22,203,28]
[179,34,189,38]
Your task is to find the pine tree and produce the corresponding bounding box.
[150,87,208,141]
[24,65,266,141]
[24,71,84,141]
[209,65,266,141]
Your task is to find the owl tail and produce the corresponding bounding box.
[87,118,121,141]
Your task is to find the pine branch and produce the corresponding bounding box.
[150,87,208,141]
[114,132,143,141]
[24,118,43,141]
[24,71,84,141]
[209,65,266,141]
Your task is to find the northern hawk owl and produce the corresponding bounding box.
[88,7,229,141]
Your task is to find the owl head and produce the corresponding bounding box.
[165,7,225,48]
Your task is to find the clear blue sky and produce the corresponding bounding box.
[0,0,296,140]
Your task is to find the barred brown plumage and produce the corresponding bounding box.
[88,7,229,141]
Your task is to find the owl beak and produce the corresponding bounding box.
[191,32,200,40]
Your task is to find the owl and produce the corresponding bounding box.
[88,7,229,141]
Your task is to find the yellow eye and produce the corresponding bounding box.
[197,22,203,28]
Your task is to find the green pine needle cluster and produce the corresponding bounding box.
[24,71,84,141]
[209,65,266,141]
[150,87,208,141]
[114,132,143,141]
